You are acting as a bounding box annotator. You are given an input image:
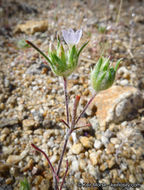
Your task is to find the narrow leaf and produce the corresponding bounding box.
[25,40,53,65]
[115,58,123,71]
[77,41,89,57]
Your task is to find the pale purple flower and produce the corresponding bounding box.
[62,29,82,46]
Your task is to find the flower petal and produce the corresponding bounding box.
[62,29,82,45]
[74,29,82,44]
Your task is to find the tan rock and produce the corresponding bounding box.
[89,150,102,166]
[89,85,143,127]
[22,119,35,130]
[7,155,23,164]
[106,143,115,154]
[80,136,93,149]
[107,157,115,168]
[100,162,108,171]
[71,143,84,154]
[79,159,87,171]
[14,20,48,34]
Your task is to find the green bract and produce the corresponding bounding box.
[91,57,122,92]
[26,38,88,77]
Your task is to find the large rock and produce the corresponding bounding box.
[89,86,143,127]
[14,20,48,34]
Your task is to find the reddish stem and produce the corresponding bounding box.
[71,95,81,129]
[63,77,69,126]
[75,92,97,126]
[31,143,59,182]
[60,160,69,190]
[60,119,70,128]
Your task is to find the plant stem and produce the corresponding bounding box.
[57,130,71,177]
[63,77,69,126]
[31,144,59,182]
[71,95,80,129]
[60,160,69,190]
[75,92,97,126]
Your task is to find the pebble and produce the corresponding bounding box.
[94,139,102,149]
[22,119,35,130]
[79,159,87,171]
[71,159,79,172]
[129,174,136,183]
[50,154,58,164]
[99,162,108,171]
[89,151,101,166]
[106,143,115,154]
[71,143,84,154]
[1,128,10,135]
[107,157,115,168]
[101,136,109,146]
[80,136,93,149]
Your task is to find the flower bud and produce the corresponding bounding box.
[91,57,122,92]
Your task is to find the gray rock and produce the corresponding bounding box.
[0,118,19,128]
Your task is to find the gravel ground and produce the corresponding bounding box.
[0,0,144,189]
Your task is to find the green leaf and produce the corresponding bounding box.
[20,178,31,190]
[69,45,77,65]
[115,58,123,71]
[100,57,110,71]
[93,57,103,78]
[26,40,53,66]
[77,41,89,58]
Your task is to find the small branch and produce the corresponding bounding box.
[75,92,97,126]
[72,123,91,131]
[31,144,59,182]
[57,130,71,176]
[71,95,81,129]
[116,0,123,25]
[60,119,70,129]
[60,160,69,190]
[63,77,69,126]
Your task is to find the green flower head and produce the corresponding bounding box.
[91,57,122,92]
[26,29,88,77]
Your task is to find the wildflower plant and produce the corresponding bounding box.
[26,29,122,190]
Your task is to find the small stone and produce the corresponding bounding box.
[89,151,102,166]
[7,155,23,164]
[21,159,34,172]
[1,128,10,135]
[14,20,48,34]
[110,169,118,180]
[110,138,120,145]
[100,162,108,171]
[79,159,87,171]
[106,143,115,154]
[71,160,79,172]
[50,155,58,164]
[101,136,109,146]
[0,103,5,110]
[71,143,84,154]
[107,157,115,168]
[119,79,129,86]
[94,139,102,149]
[6,178,13,185]
[80,136,93,149]
[22,119,35,130]
[129,174,136,183]
[0,118,19,128]
[0,134,7,141]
